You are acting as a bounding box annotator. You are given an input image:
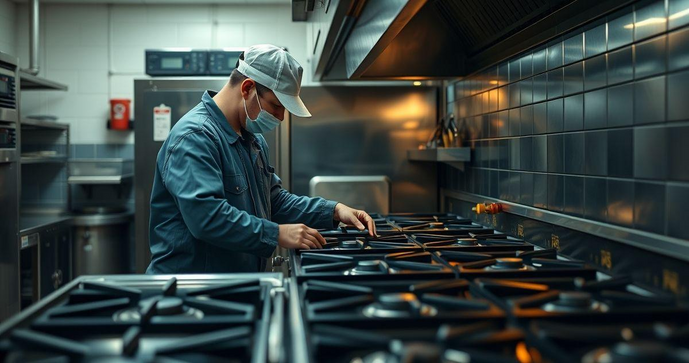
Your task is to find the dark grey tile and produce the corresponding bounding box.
[510,138,520,170]
[667,184,689,239]
[533,48,547,74]
[521,173,534,206]
[534,174,548,208]
[634,126,667,180]
[489,140,498,169]
[608,9,634,50]
[564,33,584,65]
[585,23,607,58]
[669,0,689,29]
[521,54,533,79]
[509,172,521,203]
[607,46,633,85]
[548,175,565,212]
[497,111,509,137]
[498,86,509,110]
[564,176,584,217]
[608,129,634,177]
[499,171,510,200]
[584,89,607,129]
[509,109,520,136]
[584,177,607,222]
[520,78,533,106]
[533,103,547,134]
[520,105,533,136]
[548,41,563,70]
[634,75,666,124]
[490,170,499,198]
[481,115,490,138]
[533,73,547,102]
[520,137,533,171]
[481,140,490,168]
[489,113,498,138]
[668,125,689,181]
[498,139,509,169]
[607,83,634,127]
[533,135,547,172]
[547,99,564,133]
[548,134,564,173]
[498,62,509,86]
[510,59,521,83]
[547,69,564,99]
[509,83,520,108]
[479,169,490,196]
[634,0,667,41]
[564,133,585,174]
[634,181,665,234]
[635,35,667,79]
[96,144,118,158]
[74,144,96,158]
[584,54,607,91]
[607,179,634,227]
[564,95,584,131]
[668,69,689,122]
[585,131,608,176]
[563,62,584,96]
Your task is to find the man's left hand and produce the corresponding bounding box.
[334,203,377,237]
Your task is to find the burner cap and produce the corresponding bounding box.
[378,293,417,310]
[357,260,383,272]
[339,240,360,249]
[455,239,479,246]
[542,291,608,313]
[157,297,184,315]
[492,258,525,270]
[362,293,437,318]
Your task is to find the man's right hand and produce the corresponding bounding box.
[278,224,327,250]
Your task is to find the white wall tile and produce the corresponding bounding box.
[81,21,108,47]
[146,5,212,23]
[177,23,213,48]
[110,74,141,97]
[216,23,245,47]
[215,4,290,23]
[111,45,146,72]
[111,5,148,23]
[44,4,108,26]
[78,70,109,95]
[46,21,81,47]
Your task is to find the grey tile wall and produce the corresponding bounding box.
[446,0,689,240]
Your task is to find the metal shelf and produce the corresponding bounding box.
[21,118,69,130]
[68,174,133,185]
[21,155,68,164]
[407,147,471,169]
[19,71,68,91]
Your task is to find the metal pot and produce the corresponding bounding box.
[72,211,133,276]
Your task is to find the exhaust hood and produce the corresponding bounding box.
[322,0,631,80]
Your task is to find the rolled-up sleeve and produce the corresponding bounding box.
[162,130,278,258]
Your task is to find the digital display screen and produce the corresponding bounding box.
[161,57,184,69]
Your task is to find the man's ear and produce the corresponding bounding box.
[240,79,255,99]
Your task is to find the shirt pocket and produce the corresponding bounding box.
[223,174,249,195]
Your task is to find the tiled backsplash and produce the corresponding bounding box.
[443,0,689,241]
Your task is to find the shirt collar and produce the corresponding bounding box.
[202,90,241,144]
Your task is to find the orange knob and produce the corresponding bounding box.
[472,203,503,215]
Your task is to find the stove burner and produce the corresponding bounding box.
[112,297,204,322]
[345,260,388,276]
[488,258,534,271]
[361,293,437,318]
[455,239,479,246]
[583,341,670,363]
[337,240,361,250]
[542,292,609,313]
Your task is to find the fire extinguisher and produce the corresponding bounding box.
[110,99,131,130]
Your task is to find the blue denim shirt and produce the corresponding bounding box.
[147,90,337,274]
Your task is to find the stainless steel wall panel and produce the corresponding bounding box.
[635,35,667,79]
[533,48,547,74]
[498,62,509,86]
[585,23,607,57]
[547,174,564,212]
[634,75,666,124]
[669,0,689,30]
[634,181,666,234]
[564,176,584,217]
[564,94,584,131]
[584,54,607,91]
[520,78,533,106]
[607,179,634,228]
[584,131,608,176]
[547,41,563,70]
[520,105,534,136]
[607,46,634,85]
[667,184,689,239]
[509,138,520,170]
[490,170,499,198]
[608,9,634,50]
[547,134,564,173]
[533,102,547,134]
[547,98,564,132]
[634,0,667,41]
[668,125,689,181]
[532,135,548,172]
[520,136,533,171]
[509,171,521,203]
[534,173,548,208]
[584,177,607,222]
[509,109,520,136]
[608,129,634,178]
[564,33,584,65]
[668,70,689,121]
[563,62,584,96]
[520,173,534,206]
[547,69,564,99]
[564,132,584,174]
[533,73,547,102]
[508,83,520,108]
[499,170,509,200]
[509,59,521,83]
[584,89,607,129]
[607,83,634,126]
[634,126,667,180]
[521,54,533,79]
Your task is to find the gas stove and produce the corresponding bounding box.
[0,274,284,363]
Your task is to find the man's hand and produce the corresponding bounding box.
[278,224,327,250]
[334,203,377,237]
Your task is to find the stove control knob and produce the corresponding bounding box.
[52,269,63,289]
[273,256,288,267]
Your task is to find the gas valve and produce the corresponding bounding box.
[472,202,503,215]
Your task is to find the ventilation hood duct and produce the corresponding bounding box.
[23,0,40,76]
[325,0,631,80]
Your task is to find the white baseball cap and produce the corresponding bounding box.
[237,44,311,118]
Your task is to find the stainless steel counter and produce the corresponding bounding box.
[20,214,73,236]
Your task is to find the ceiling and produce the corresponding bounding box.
[10,0,290,4]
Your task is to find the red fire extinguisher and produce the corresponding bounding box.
[110,99,131,130]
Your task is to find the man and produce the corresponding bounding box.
[147,44,376,274]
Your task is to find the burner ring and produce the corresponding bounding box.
[455,239,479,246]
[487,257,534,271]
[361,293,437,318]
[542,291,609,313]
[157,297,184,315]
[582,341,668,363]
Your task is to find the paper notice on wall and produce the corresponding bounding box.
[153,104,172,142]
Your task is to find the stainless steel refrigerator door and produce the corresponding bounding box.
[0,161,20,321]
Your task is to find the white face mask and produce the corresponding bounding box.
[243,88,281,134]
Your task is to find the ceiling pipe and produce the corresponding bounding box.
[22,0,40,75]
